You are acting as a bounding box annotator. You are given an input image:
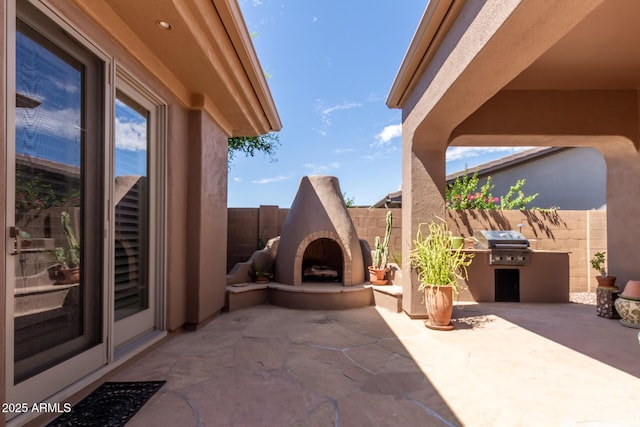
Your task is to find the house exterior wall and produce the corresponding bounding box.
[9,0,232,330]
[465,147,607,210]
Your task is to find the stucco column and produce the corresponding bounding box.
[186,109,229,327]
[402,133,446,317]
[603,148,640,289]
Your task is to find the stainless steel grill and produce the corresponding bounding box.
[473,230,530,266]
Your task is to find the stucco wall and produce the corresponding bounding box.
[472,147,606,210]
[186,110,228,326]
[228,207,607,293]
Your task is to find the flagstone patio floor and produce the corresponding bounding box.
[112,300,640,427]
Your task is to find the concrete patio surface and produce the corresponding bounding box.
[113,300,640,427]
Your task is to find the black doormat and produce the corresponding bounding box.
[47,381,165,427]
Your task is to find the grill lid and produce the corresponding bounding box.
[473,230,529,249]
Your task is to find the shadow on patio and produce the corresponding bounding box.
[452,301,640,379]
[112,303,640,427]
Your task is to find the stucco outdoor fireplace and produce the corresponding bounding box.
[274,175,365,286]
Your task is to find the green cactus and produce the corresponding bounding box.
[372,211,392,269]
[56,211,80,267]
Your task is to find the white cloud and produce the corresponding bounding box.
[252,175,289,184]
[316,100,362,127]
[321,102,361,116]
[115,117,147,151]
[304,162,340,174]
[446,146,534,162]
[374,124,402,145]
[233,177,242,182]
[53,79,79,94]
[362,145,398,162]
[15,107,81,140]
[333,148,356,154]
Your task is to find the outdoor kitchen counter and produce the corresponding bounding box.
[459,249,570,303]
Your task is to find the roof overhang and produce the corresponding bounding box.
[386,0,466,109]
[69,0,281,136]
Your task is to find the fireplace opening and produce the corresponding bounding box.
[302,238,343,283]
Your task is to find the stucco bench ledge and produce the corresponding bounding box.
[226,283,269,293]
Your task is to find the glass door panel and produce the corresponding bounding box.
[9,1,104,395]
[113,88,154,346]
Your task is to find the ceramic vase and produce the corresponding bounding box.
[614,297,640,328]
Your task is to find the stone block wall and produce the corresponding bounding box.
[227,206,288,270]
[446,209,607,292]
[227,207,402,272]
[227,207,606,292]
[344,208,403,262]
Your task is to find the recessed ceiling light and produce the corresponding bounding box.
[156,20,172,30]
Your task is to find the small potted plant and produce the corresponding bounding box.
[590,251,616,288]
[410,219,474,330]
[250,261,272,284]
[368,211,392,285]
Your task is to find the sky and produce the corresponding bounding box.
[229,1,531,207]
[16,30,148,177]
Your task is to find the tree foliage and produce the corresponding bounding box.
[343,192,355,208]
[446,169,538,210]
[228,133,281,164]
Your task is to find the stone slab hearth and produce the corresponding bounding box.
[226,282,374,311]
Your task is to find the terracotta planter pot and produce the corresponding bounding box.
[57,266,80,285]
[368,266,388,285]
[620,280,640,300]
[596,276,617,289]
[424,286,454,330]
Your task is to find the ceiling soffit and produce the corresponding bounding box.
[69,0,281,136]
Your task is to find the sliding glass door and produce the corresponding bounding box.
[7,0,106,405]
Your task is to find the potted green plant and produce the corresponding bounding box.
[410,219,474,330]
[50,211,80,284]
[368,211,392,285]
[250,261,272,284]
[590,251,616,288]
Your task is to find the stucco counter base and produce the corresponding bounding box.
[459,250,570,303]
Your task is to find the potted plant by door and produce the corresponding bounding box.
[49,211,80,284]
[590,251,616,288]
[368,211,392,285]
[410,219,474,330]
